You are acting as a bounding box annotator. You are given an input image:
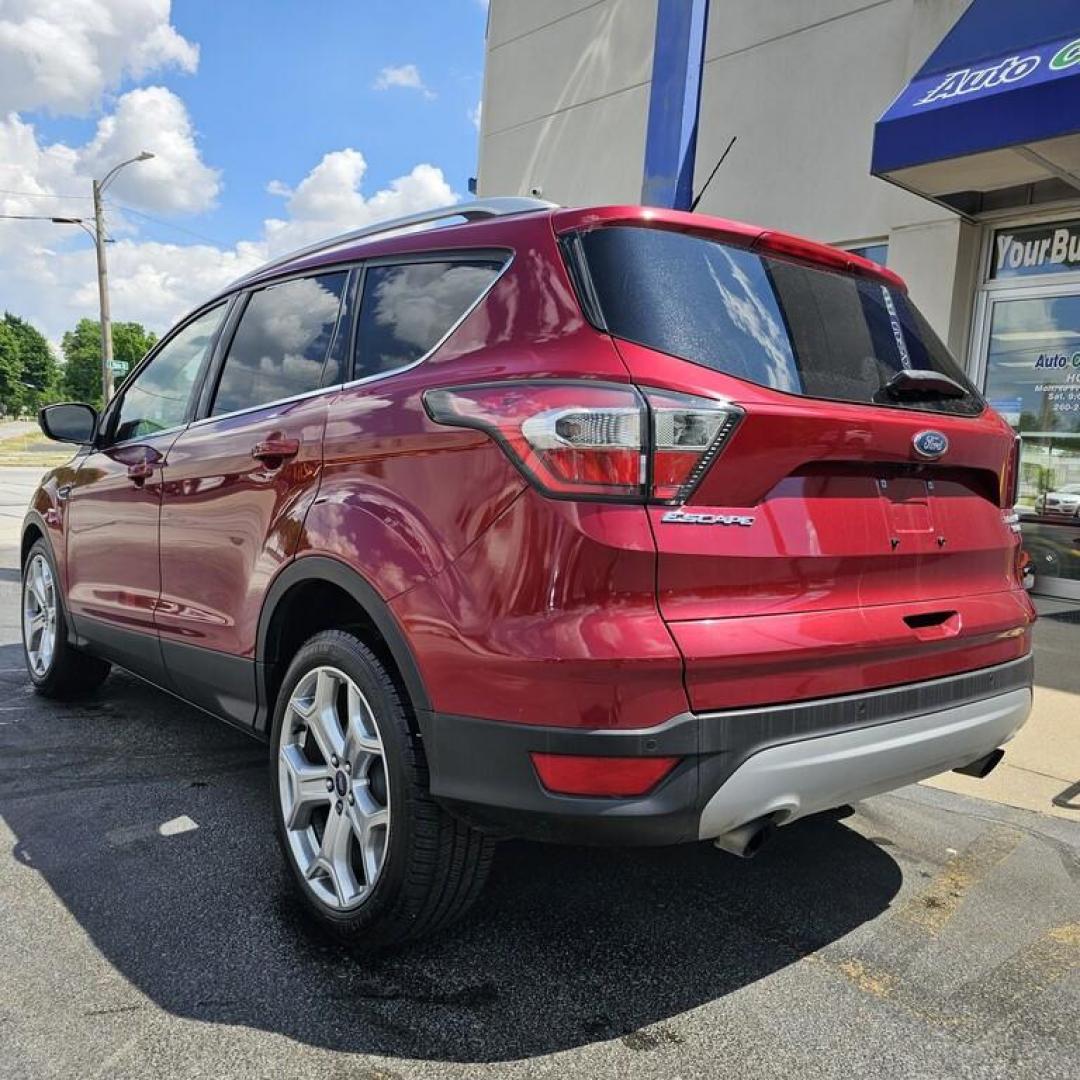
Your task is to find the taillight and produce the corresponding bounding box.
[1016,547,1034,591]
[423,380,741,503]
[1002,434,1022,508]
[424,382,645,499]
[647,388,742,502]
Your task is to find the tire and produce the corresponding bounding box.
[22,538,111,700]
[270,629,495,947]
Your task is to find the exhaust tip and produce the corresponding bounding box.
[953,747,1005,779]
[713,815,778,859]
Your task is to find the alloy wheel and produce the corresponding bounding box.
[23,553,57,678]
[277,665,390,910]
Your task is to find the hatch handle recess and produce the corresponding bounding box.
[903,610,960,640]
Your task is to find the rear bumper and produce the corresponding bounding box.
[419,655,1033,845]
[697,685,1030,839]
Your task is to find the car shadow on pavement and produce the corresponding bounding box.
[0,642,902,1064]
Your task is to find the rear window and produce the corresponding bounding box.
[575,226,982,416]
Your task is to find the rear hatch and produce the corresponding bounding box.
[564,217,1033,709]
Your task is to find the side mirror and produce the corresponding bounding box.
[39,402,98,445]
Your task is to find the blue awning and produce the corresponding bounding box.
[872,0,1080,206]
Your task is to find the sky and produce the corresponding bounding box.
[0,0,490,347]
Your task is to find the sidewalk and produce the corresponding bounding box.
[925,596,1080,821]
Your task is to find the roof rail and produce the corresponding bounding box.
[232,196,557,286]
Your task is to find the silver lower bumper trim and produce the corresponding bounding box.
[697,687,1032,840]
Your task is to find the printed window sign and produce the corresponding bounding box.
[991,220,1080,280]
[983,294,1080,434]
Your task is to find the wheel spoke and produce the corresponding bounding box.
[29,561,47,609]
[347,787,388,886]
[308,807,356,906]
[294,668,345,765]
[279,744,332,829]
[343,682,383,782]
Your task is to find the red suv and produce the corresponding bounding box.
[23,199,1034,944]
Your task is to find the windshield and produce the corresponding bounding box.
[574,225,984,416]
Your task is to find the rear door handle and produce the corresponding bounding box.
[251,437,300,464]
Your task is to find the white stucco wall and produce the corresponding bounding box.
[478,0,978,350]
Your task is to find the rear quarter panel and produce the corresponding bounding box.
[301,213,633,604]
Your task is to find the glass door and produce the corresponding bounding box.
[976,285,1080,600]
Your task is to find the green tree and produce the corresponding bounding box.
[0,322,20,416]
[2,312,58,415]
[61,319,157,407]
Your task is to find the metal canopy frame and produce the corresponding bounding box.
[231,196,556,287]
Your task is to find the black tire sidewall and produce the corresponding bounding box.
[269,630,418,932]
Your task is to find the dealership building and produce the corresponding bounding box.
[476,0,1080,599]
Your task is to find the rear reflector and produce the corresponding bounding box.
[530,753,679,797]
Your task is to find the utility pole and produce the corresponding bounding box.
[91,178,114,402]
[88,151,155,402]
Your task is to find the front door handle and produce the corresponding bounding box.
[127,462,154,485]
[251,437,300,465]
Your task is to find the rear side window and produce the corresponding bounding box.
[353,259,503,379]
[211,271,347,416]
[576,226,982,415]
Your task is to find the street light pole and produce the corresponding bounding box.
[89,151,154,402]
[91,177,114,402]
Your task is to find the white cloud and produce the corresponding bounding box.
[0,7,456,353]
[372,63,435,100]
[1,138,458,346]
[0,85,219,223]
[0,0,198,115]
[80,87,221,214]
[263,148,456,257]
[469,100,482,131]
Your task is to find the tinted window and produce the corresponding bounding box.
[112,304,224,443]
[578,226,981,415]
[212,272,347,416]
[354,260,503,378]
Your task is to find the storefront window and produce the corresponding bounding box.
[983,290,1080,596]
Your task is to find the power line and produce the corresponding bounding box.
[0,187,90,200]
[106,200,224,246]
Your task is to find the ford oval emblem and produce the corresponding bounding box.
[913,430,949,459]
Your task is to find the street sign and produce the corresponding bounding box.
[109,360,128,374]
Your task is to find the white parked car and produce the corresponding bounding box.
[1036,483,1080,519]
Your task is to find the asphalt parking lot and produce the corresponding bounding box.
[1,471,1078,1079]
